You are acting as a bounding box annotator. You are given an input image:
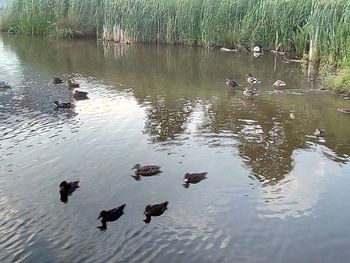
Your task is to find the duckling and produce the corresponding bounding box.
[66,80,80,88]
[73,90,89,100]
[183,172,207,188]
[0,81,11,89]
[243,88,258,97]
[225,78,241,88]
[97,204,126,230]
[59,180,79,203]
[314,128,325,137]
[143,201,168,224]
[52,77,63,84]
[273,80,286,90]
[246,73,261,84]
[53,101,72,109]
[132,164,161,176]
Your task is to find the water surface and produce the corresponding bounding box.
[0,35,349,263]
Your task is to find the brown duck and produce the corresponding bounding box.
[73,90,89,100]
[143,201,168,224]
[183,172,207,188]
[66,80,80,88]
[52,77,63,84]
[132,164,161,176]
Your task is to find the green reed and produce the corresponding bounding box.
[1,0,350,65]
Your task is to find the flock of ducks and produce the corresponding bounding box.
[51,77,89,108]
[59,164,207,230]
[225,73,329,138]
[225,73,286,98]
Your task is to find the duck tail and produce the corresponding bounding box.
[120,204,126,211]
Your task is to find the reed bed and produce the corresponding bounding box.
[1,0,350,66]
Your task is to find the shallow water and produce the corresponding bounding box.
[0,35,349,263]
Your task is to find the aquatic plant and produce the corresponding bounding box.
[1,0,350,67]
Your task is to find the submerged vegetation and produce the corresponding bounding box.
[1,0,350,91]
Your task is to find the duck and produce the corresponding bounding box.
[246,73,261,84]
[73,90,89,100]
[253,46,261,53]
[337,108,350,114]
[143,201,168,224]
[243,88,258,97]
[53,101,72,109]
[66,80,80,88]
[97,204,126,230]
[59,180,79,203]
[132,164,161,176]
[52,77,63,84]
[183,172,207,188]
[253,52,261,58]
[273,80,286,90]
[225,78,241,88]
[314,128,325,137]
[0,81,11,89]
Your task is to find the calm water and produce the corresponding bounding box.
[0,35,349,263]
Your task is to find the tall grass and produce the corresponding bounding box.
[1,0,350,65]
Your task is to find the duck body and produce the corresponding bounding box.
[225,78,241,88]
[337,108,350,114]
[0,82,11,89]
[73,90,89,100]
[243,88,258,97]
[66,80,80,88]
[273,80,286,90]
[132,164,161,176]
[314,128,325,137]
[144,201,168,223]
[53,101,72,109]
[98,204,126,230]
[184,172,207,184]
[98,204,126,222]
[183,172,207,188]
[59,180,79,195]
[246,73,261,84]
[59,180,79,203]
[52,77,63,84]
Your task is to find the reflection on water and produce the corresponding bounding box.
[0,34,350,263]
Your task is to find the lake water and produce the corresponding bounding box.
[0,35,349,263]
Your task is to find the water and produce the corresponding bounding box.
[0,35,349,263]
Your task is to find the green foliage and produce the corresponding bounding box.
[325,68,350,93]
[1,0,350,65]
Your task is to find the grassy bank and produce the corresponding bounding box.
[1,0,350,91]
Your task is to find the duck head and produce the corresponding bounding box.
[131,174,141,181]
[314,128,325,137]
[97,221,107,231]
[59,181,68,191]
[132,164,141,170]
[98,210,107,220]
[143,215,151,224]
[246,73,252,77]
[60,192,68,203]
[182,181,190,188]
